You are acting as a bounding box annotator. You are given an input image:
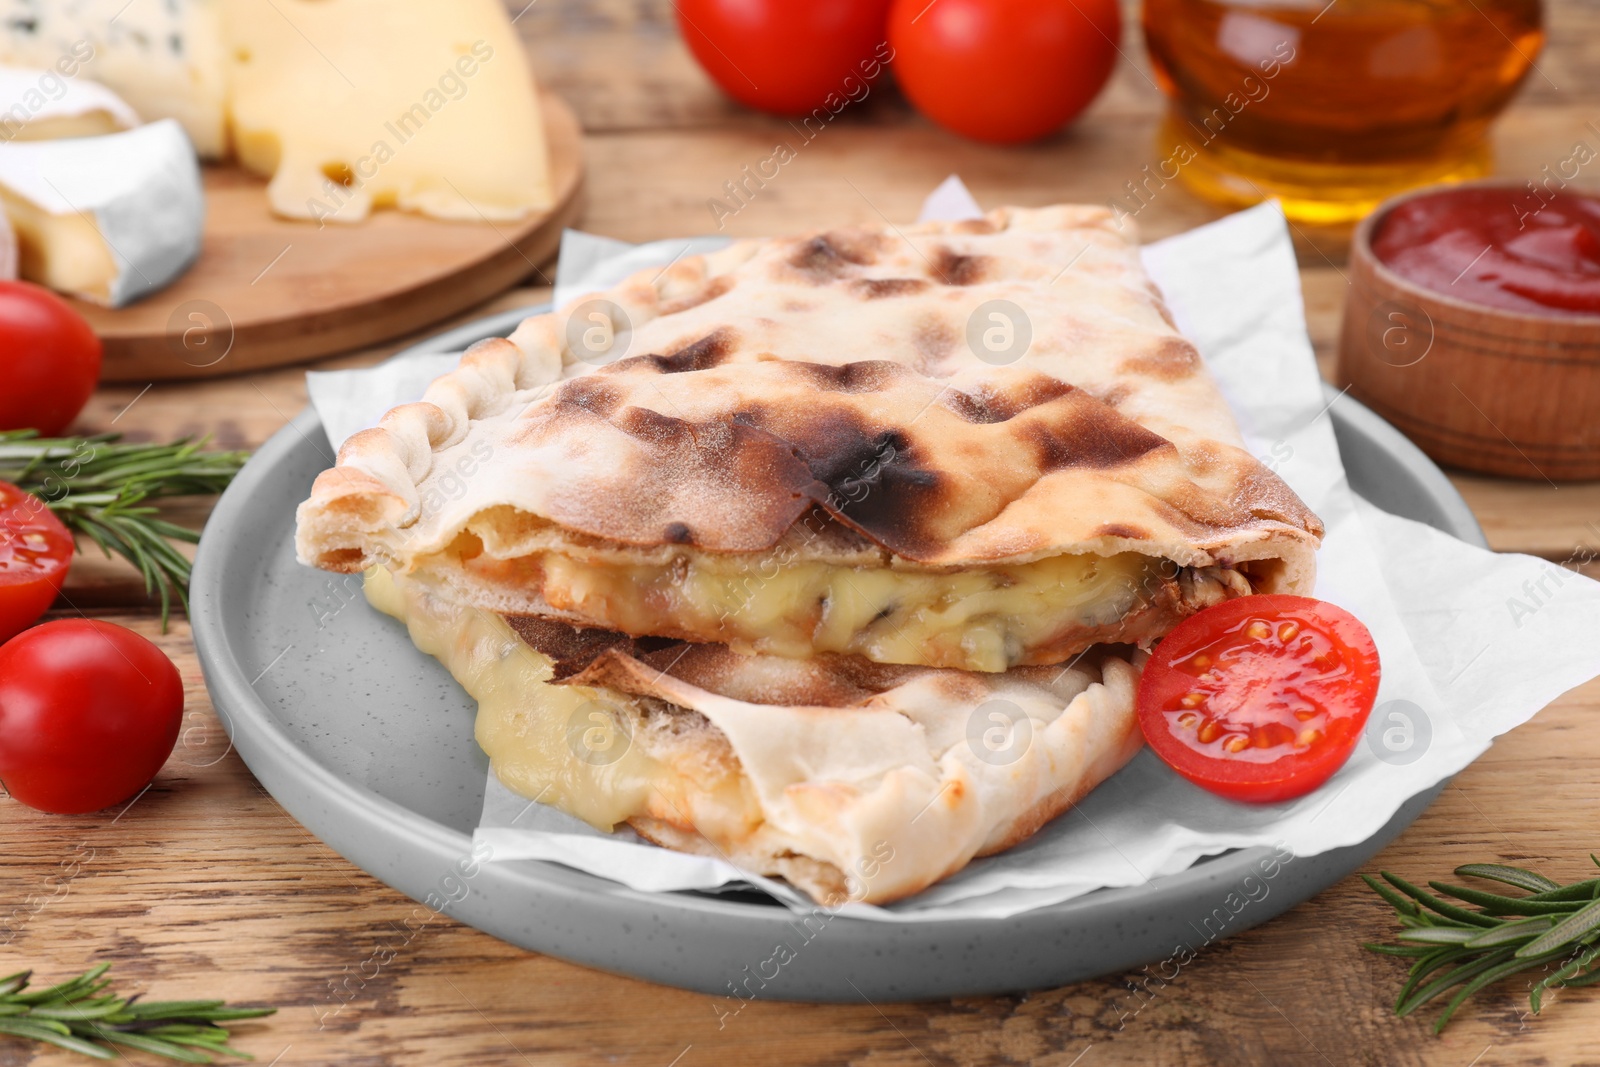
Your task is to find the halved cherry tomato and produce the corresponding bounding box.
[1137,595,1381,804]
[0,619,183,814]
[0,481,73,644]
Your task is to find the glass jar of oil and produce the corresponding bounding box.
[1142,0,1545,224]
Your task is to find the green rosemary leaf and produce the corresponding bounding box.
[1395,946,1479,1010]
[1530,943,1600,1014]
[0,431,248,628]
[1363,942,1436,958]
[1429,882,1577,916]
[1399,928,1481,945]
[11,964,111,1005]
[0,964,273,1062]
[1517,898,1600,958]
[84,1025,215,1063]
[30,998,130,1021]
[1455,863,1561,894]
[1364,874,1422,917]
[1560,965,1600,989]
[168,1037,254,1060]
[1463,916,1555,949]
[1381,873,1499,928]
[0,1020,113,1059]
[1525,878,1600,903]
[1395,947,1520,1017]
[1432,950,1569,1034]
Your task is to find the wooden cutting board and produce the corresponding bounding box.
[84,90,584,383]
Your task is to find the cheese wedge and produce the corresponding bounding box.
[0,0,227,156]
[0,64,142,141]
[0,119,204,306]
[221,0,553,223]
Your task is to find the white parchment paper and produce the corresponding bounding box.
[307,186,1600,922]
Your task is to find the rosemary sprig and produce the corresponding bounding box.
[1364,854,1600,1032]
[0,963,274,1062]
[0,430,249,625]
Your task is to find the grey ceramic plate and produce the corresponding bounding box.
[192,306,1486,1002]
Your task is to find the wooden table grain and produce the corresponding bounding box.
[5,3,1600,1065]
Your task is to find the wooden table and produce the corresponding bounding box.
[6,3,1600,1065]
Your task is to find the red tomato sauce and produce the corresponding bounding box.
[1372,187,1600,316]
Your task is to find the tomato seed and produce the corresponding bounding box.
[1176,711,1200,728]
[1246,621,1271,639]
[1190,654,1212,670]
[1277,621,1299,641]
[1180,691,1205,708]
[1293,709,1318,721]
[1296,728,1322,749]
[1197,719,1222,744]
[1222,734,1249,753]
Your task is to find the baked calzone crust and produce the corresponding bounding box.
[294,205,1322,904]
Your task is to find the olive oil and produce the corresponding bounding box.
[1142,0,1545,224]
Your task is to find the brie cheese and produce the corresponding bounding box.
[0,208,15,280]
[0,64,142,141]
[0,119,204,306]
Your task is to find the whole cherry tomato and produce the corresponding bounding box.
[1137,595,1381,804]
[0,619,183,814]
[888,0,1121,144]
[675,0,895,116]
[0,280,102,437]
[0,481,72,644]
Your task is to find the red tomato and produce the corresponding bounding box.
[0,280,103,438]
[0,620,183,814]
[888,0,1121,144]
[1136,596,1381,804]
[675,0,894,116]
[0,481,73,644]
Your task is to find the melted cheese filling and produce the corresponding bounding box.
[366,567,755,834]
[472,548,1164,673]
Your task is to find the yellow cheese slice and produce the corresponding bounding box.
[221,0,554,223]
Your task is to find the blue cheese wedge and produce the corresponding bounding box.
[0,119,204,306]
[0,64,142,141]
[0,0,227,156]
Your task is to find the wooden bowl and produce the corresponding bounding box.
[1337,181,1600,482]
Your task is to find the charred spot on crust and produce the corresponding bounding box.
[932,246,991,286]
[658,276,734,316]
[615,405,691,447]
[941,390,1000,424]
[1095,522,1151,540]
[980,375,1078,422]
[789,360,898,394]
[789,232,878,279]
[1024,401,1172,470]
[554,376,622,417]
[850,277,931,300]
[796,421,943,539]
[632,328,738,374]
[503,615,685,681]
[1119,337,1201,381]
[663,521,694,544]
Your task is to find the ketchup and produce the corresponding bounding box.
[1372,187,1600,316]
